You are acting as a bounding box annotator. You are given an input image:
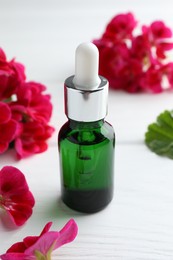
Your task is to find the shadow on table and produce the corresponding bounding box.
[43,196,89,221]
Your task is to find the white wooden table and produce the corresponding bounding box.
[0,1,173,259]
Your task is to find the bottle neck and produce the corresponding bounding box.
[68,119,105,130]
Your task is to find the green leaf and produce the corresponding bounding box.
[145,110,173,159]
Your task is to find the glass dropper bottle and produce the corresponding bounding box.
[58,42,115,213]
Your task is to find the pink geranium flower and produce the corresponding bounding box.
[0,48,54,158]
[103,12,137,41]
[0,219,78,260]
[11,81,53,124]
[93,12,173,93]
[142,21,172,41]
[8,81,55,159]
[142,21,173,59]
[140,65,163,93]
[15,121,54,159]
[0,166,35,226]
[97,42,130,90]
[131,35,152,63]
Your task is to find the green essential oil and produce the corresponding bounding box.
[58,119,115,213]
[58,42,115,213]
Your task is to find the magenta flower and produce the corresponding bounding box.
[8,81,55,158]
[93,12,173,93]
[140,65,163,93]
[14,121,54,159]
[0,219,78,260]
[142,21,173,59]
[131,35,152,62]
[97,42,129,89]
[11,81,53,124]
[103,12,137,42]
[142,21,172,40]
[0,166,35,226]
[0,48,55,158]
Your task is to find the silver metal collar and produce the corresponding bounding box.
[64,75,108,122]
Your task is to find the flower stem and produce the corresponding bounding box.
[0,195,4,209]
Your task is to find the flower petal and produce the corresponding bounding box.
[0,253,32,260]
[55,219,78,249]
[15,81,52,124]
[0,102,11,124]
[0,48,6,61]
[15,137,48,159]
[7,202,34,226]
[11,61,26,82]
[0,119,18,143]
[0,142,8,154]
[6,242,26,253]
[0,166,30,196]
[12,190,35,208]
[40,222,53,236]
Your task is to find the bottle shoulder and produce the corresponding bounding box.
[58,120,115,145]
[101,121,115,140]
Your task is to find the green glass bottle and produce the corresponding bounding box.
[58,43,115,213]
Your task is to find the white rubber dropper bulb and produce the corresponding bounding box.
[73,42,101,90]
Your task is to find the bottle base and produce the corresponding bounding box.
[61,187,113,213]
